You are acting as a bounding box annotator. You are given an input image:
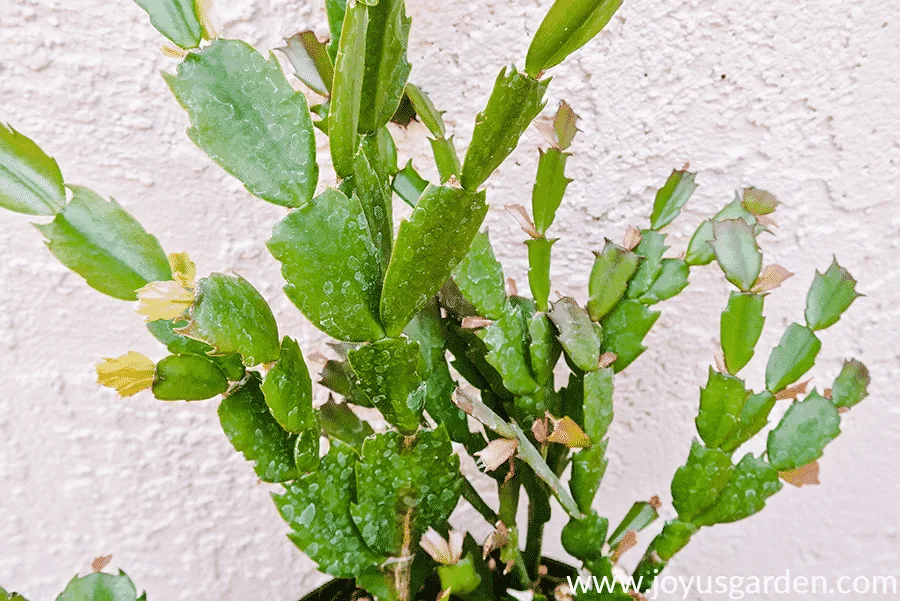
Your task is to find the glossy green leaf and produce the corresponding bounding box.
[56,571,142,601]
[767,392,841,471]
[608,501,658,547]
[269,188,385,342]
[165,40,318,207]
[479,302,540,396]
[804,258,861,331]
[364,128,399,177]
[719,391,776,454]
[625,230,667,299]
[526,236,555,312]
[381,184,488,336]
[359,0,412,132]
[274,441,383,577]
[532,148,572,235]
[350,143,393,272]
[279,32,333,96]
[685,197,759,266]
[528,313,562,386]
[638,258,689,306]
[569,439,608,514]
[695,368,748,449]
[133,0,206,49]
[671,440,734,522]
[147,319,245,380]
[561,511,608,561]
[325,0,347,61]
[35,186,171,301]
[711,219,762,291]
[765,323,821,393]
[548,297,602,372]
[329,2,368,177]
[720,292,765,375]
[452,231,506,320]
[405,83,445,137]
[649,169,698,230]
[262,337,316,438]
[693,453,782,526]
[830,359,870,409]
[0,124,65,215]
[392,160,429,207]
[351,427,462,556]
[583,367,614,442]
[152,354,227,401]
[348,338,423,434]
[587,239,641,321]
[524,0,622,76]
[179,273,280,366]
[219,374,298,483]
[599,299,660,372]
[429,136,462,183]
[460,67,549,190]
[319,398,374,451]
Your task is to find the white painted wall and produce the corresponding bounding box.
[1,0,898,599]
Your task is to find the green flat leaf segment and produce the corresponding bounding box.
[693,453,782,526]
[625,230,667,299]
[180,272,280,366]
[671,440,733,522]
[268,188,385,342]
[0,124,65,215]
[319,398,374,451]
[165,40,318,207]
[348,337,424,434]
[479,302,540,396]
[526,236,554,312]
[148,318,245,381]
[548,297,602,372]
[279,31,334,97]
[325,0,348,61]
[719,391,776,454]
[529,313,562,387]
[711,219,762,292]
[351,144,393,273]
[35,186,171,301]
[329,2,368,177]
[599,299,660,372]
[765,323,821,393]
[587,239,641,321]
[582,367,614,443]
[218,375,299,483]
[532,148,572,235]
[351,427,462,556]
[262,337,316,434]
[804,258,861,331]
[720,292,765,375]
[608,501,658,547]
[767,392,841,471]
[152,353,228,401]
[381,184,488,336]
[452,231,506,320]
[274,441,383,578]
[460,67,549,191]
[134,0,206,49]
[358,0,412,133]
[391,160,429,207]
[685,197,759,267]
[695,368,749,449]
[525,0,623,76]
[830,359,870,409]
[405,83,446,137]
[638,258,689,306]
[570,439,608,514]
[56,571,142,601]
[649,169,698,230]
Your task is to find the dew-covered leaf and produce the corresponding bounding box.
[695,368,748,449]
[165,40,318,207]
[804,259,861,331]
[452,231,506,320]
[179,273,280,366]
[720,292,765,375]
[587,239,641,321]
[349,338,423,434]
[279,31,333,96]
[548,297,602,372]
[358,0,411,133]
[152,354,227,401]
[767,392,841,471]
[638,258,689,306]
[56,571,142,601]
[148,318,244,380]
[524,0,622,76]
[392,160,429,207]
[711,219,762,292]
[460,67,548,191]
[532,148,572,235]
[329,2,368,177]
[262,337,317,445]
[319,398,374,451]
[133,0,207,49]
[528,313,562,386]
[381,184,488,336]
[348,143,393,272]
[526,236,554,312]
[219,374,298,483]
[35,186,171,301]
[649,169,697,230]
[599,300,660,372]
[274,441,383,577]
[351,427,462,556]
[830,359,870,409]
[719,391,776,454]
[671,440,734,522]
[693,453,782,526]
[765,323,821,393]
[625,230,667,299]
[269,188,385,342]
[0,124,65,215]
[479,302,540,396]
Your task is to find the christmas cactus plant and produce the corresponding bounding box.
[0,0,872,600]
[1,557,146,601]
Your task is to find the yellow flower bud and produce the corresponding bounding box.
[135,280,194,322]
[95,351,155,397]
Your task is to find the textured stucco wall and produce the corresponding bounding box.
[1,0,898,599]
